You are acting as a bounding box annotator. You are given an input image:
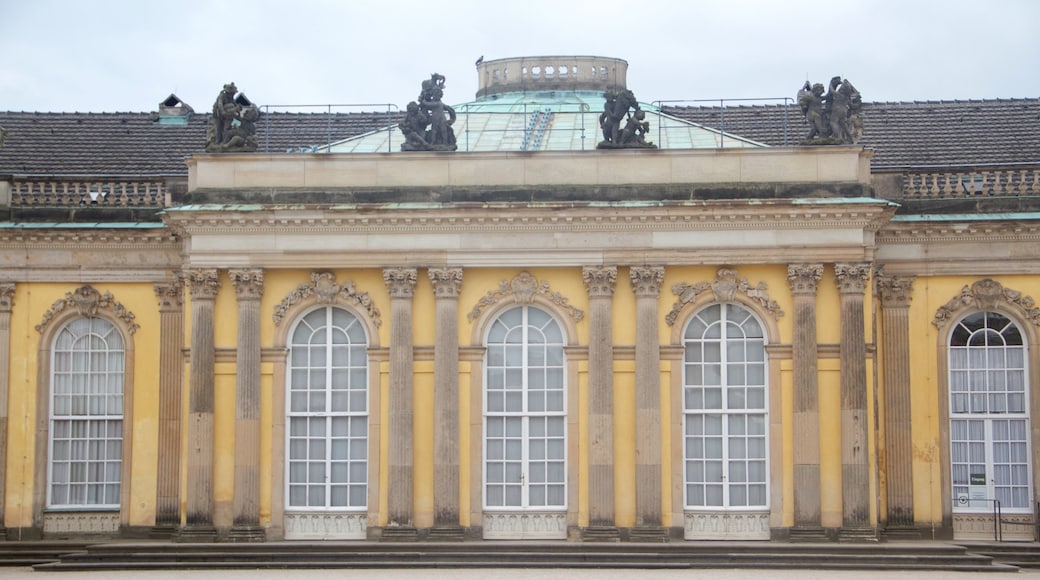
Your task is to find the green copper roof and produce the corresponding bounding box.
[323,90,766,153]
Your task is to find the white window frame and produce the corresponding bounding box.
[949,311,1032,514]
[47,316,124,510]
[682,303,769,511]
[483,305,567,511]
[285,306,369,512]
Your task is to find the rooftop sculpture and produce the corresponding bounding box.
[206,82,260,153]
[597,89,656,149]
[399,73,458,151]
[798,76,862,145]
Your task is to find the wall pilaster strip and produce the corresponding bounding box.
[787,264,823,531]
[877,273,916,529]
[0,283,14,535]
[384,267,417,528]
[182,268,220,539]
[835,263,873,535]
[229,268,265,541]
[153,278,184,531]
[429,267,462,529]
[631,266,664,528]
[583,266,617,529]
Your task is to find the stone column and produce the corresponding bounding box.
[429,267,463,539]
[835,263,874,540]
[787,264,824,539]
[228,268,265,541]
[0,283,14,539]
[383,267,417,539]
[876,273,917,535]
[582,266,618,541]
[153,278,184,536]
[179,268,220,541]
[630,266,668,541]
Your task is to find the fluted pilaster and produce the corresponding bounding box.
[835,262,874,538]
[180,268,220,541]
[630,266,665,535]
[429,267,463,534]
[153,278,184,535]
[787,264,823,535]
[877,273,916,531]
[582,266,617,535]
[384,267,417,533]
[0,283,14,538]
[228,268,265,541]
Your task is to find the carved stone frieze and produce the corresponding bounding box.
[274,271,381,327]
[834,263,871,294]
[684,510,770,540]
[383,268,418,299]
[186,268,221,300]
[482,511,567,540]
[428,267,463,298]
[875,272,916,308]
[933,278,1040,327]
[787,264,823,296]
[35,285,139,335]
[229,268,265,300]
[582,266,618,298]
[467,272,584,323]
[667,268,783,326]
[629,266,665,297]
[283,512,367,540]
[0,283,14,312]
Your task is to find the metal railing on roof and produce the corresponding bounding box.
[260,103,401,153]
[255,97,797,153]
[652,97,794,148]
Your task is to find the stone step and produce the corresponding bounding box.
[28,541,1017,572]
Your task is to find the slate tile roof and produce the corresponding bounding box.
[1,99,1038,176]
[663,98,1040,168]
[0,110,398,176]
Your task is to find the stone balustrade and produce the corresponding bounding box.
[10,179,166,207]
[902,166,1040,198]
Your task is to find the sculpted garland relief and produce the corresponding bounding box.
[666,268,783,326]
[35,285,139,334]
[933,278,1040,328]
[467,272,584,322]
[273,272,381,327]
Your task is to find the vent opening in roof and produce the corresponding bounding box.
[157,94,194,126]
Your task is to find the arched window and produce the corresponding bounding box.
[484,305,566,510]
[48,317,124,509]
[682,303,768,509]
[286,306,368,510]
[949,312,1031,512]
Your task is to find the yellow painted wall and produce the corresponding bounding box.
[4,282,162,529]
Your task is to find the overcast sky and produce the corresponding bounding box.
[2,0,1038,113]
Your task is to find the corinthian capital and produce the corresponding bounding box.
[876,273,916,308]
[787,264,823,296]
[428,267,463,298]
[0,283,14,312]
[229,268,265,300]
[186,268,221,300]
[834,263,871,294]
[383,267,418,299]
[582,266,618,298]
[629,266,664,298]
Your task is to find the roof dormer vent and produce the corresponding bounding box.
[157,94,194,125]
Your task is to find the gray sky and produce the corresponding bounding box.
[1,0,1038,113]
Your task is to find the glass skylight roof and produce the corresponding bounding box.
[323,90,766,153]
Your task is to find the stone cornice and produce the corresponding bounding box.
[878,220,1040,244]
[0,229,180,249]
[162,201,896,236]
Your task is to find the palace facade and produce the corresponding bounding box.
[1,56,1039,542]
